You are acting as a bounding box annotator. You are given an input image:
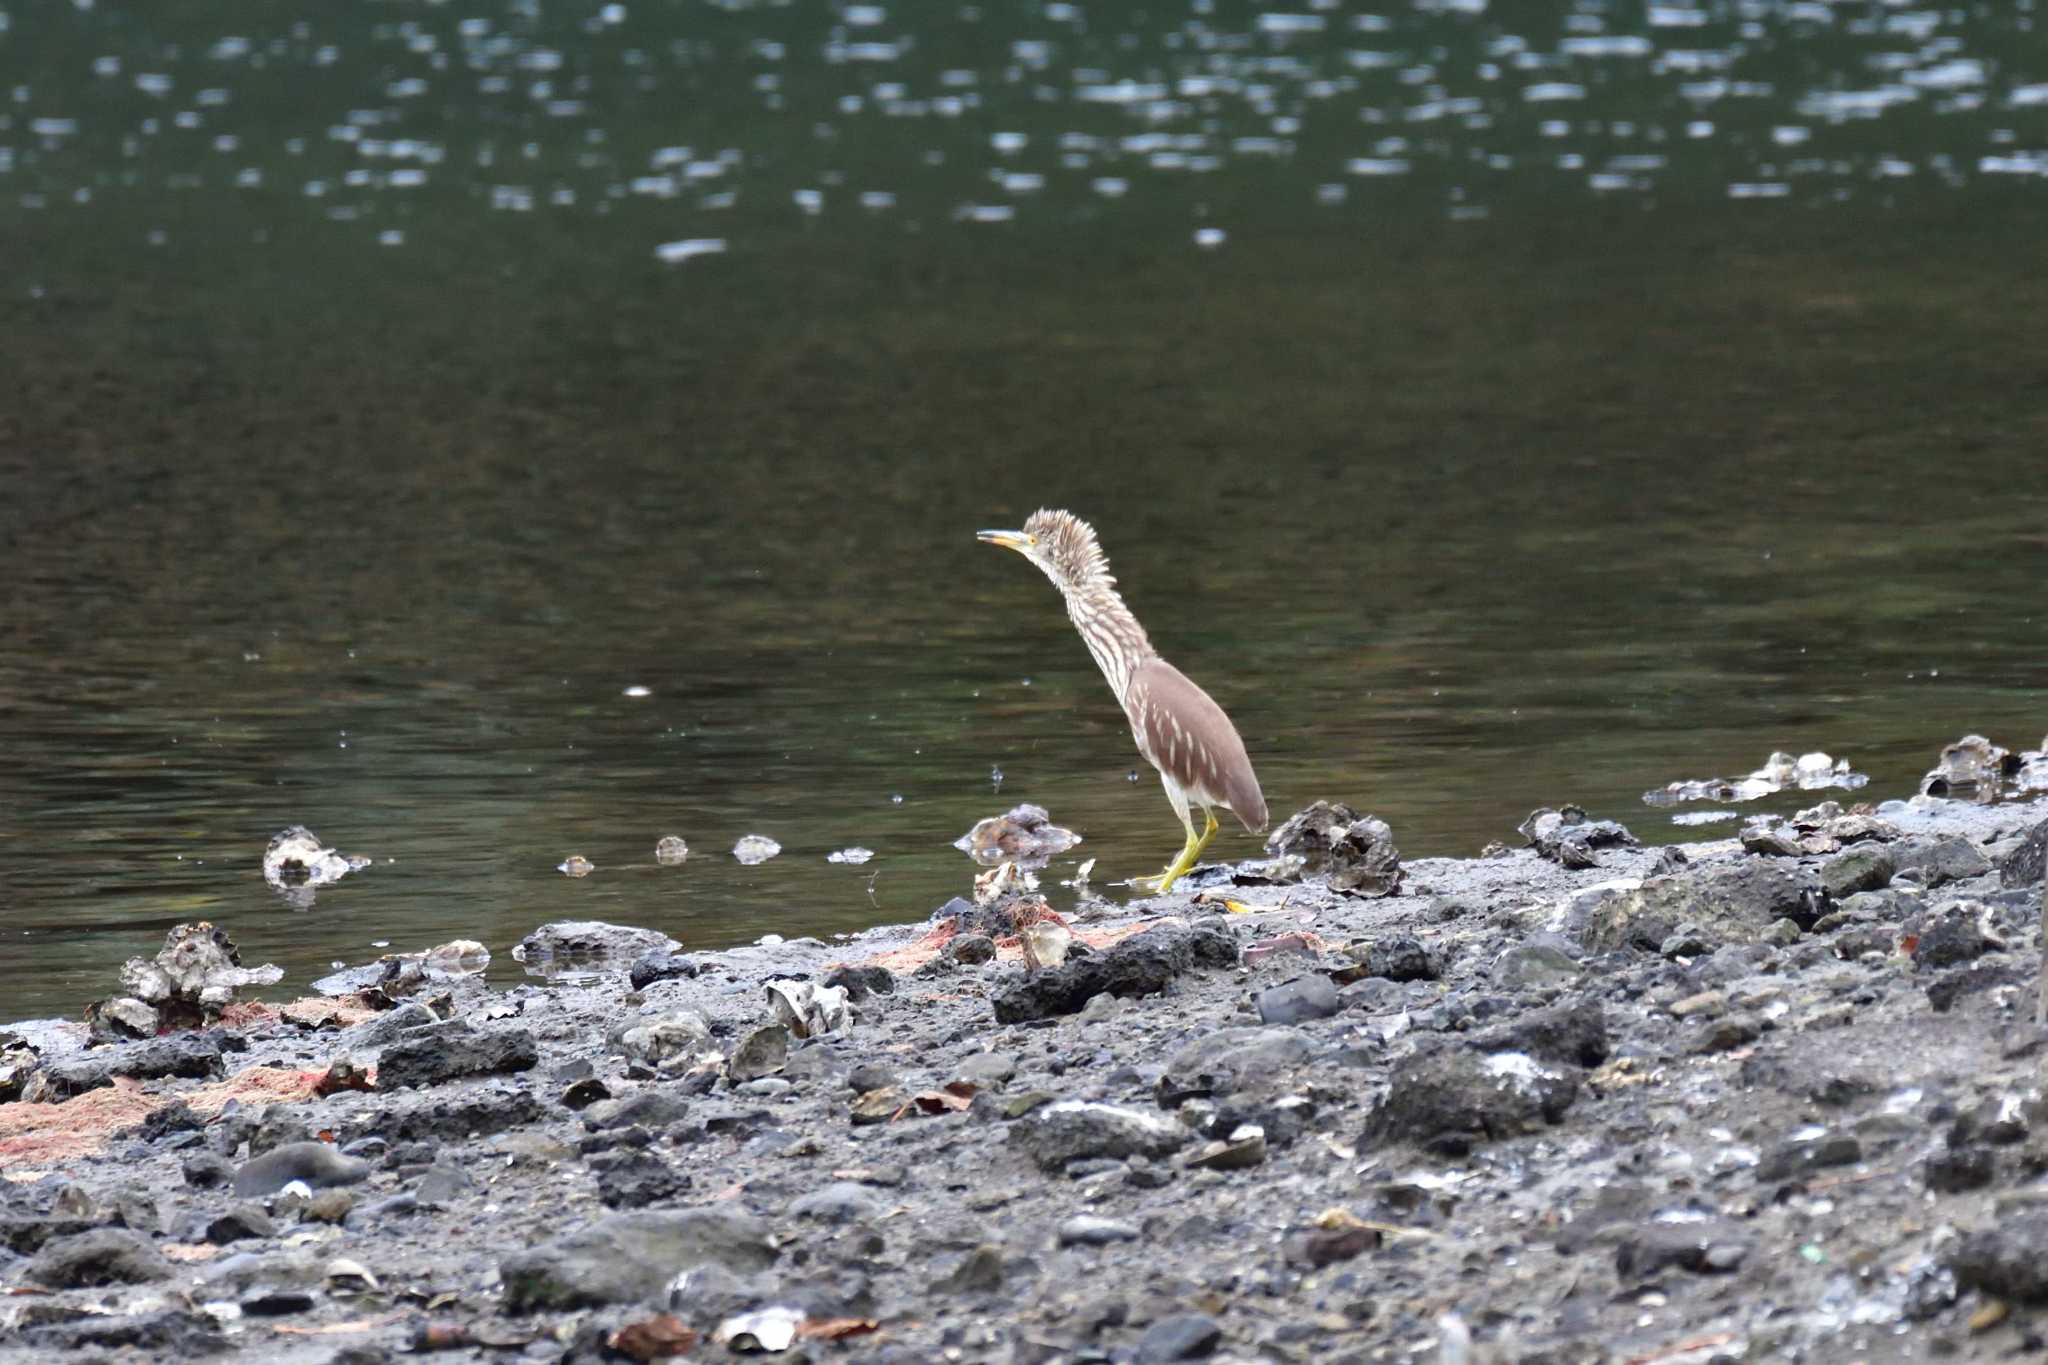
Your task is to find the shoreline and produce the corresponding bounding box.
[2,789,2046,1362]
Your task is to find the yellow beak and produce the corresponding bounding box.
[977,529,1032,552]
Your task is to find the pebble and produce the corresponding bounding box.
[234,1143,372,1199]
[1057,1215,1140,1246]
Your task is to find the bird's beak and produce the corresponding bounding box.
[977,529,1032,553]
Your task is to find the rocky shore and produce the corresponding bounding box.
[4,783,2048,1364]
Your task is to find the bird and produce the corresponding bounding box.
[978,508,1268,894]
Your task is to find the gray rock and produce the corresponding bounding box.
[500,1208,776,1312]
[613,1009,717,1069]
[1255,975,1341,1025]
[991,924,1238,1024]
[1519,805,1638,868]
[948,932,998,964]
[1165,1027,1313,1093]
[233,1142,373,1199]
[1913,902,1997,969]
[338,1002,440,1052]
[789,1181,883,1223]
[1614,1222,1751,1277]
[1822,846,1896,899]
[1469,998,1609,1068]
[416,1163,478,1205]
[1891,835,1991,888]
[594,1151,689,1208]
[1997,818,2048,888]
[1756,1133,1862,1181]
[1693,1013,1765,1053]
[728,1026,790,1083]
[1057,1215,1139,1246]
[205,1203,277,1244]
[1584,861,1822,953]
[19,1310,225,1356]
[1362,935,1438,981]
[32,1032,225,1100]
[1011,1102,1191,1172]
[1494,941,1583,991]
[953,1052,1017,1087]
[936,1245,1006,1294]
[629,949,701,991]
[516,920,681,965]
[1365,1045,1579,1155]
[1263,801,1403,895]
[376,1025,538,1089]
[25,1228,174,1287]
[584,1088,692,1133]
[1138,1312,1225,1362]
[1950,1214,2048,1303]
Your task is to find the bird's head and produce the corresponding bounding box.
[978,508,1114,598]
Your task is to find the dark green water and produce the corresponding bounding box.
[4,0,2046,1018]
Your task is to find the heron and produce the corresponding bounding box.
[978,509,1268,894]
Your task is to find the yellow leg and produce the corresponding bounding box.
[1146,809,1219,895]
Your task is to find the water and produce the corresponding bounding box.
[4,0,2047,1019]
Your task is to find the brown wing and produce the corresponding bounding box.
[1124,657,1268,832]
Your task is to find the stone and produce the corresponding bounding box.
[1998,818,2048,888]
[585,1088,692,1133]
[31,1032,225,1101]
[1364,1045,1578,1155]
[516,920,681,965]
[629,950,701,991]
[184,1152,234,1189]
[1913,903,1996,969]
[501,1209,776,1312]
[991,924,1238,1024]
[789,1182,883,1223]
[1263,801,1403,895]
[1468,999,1609,1068]
[1255,975,1342,1025]
[1011,1102,1191,1171]
[338,1002,441,1051]
[1822,846,1896,899]
[953,1052,1017,1087]
[20,1310,226,1356]
[1756,1133,1862,1181]
[823,965,895,999]
[614,1010,718,1069]
[25,1228,175,1287]
[1057,1216,1139,1246]
[937,1245,1006,1295]
[949,932,998,964]
[1361,935,1437,982]
[1693,1012,1766,1053]
[1584,861,1822,953]
[416,1163,478,1205]
[1669,990,1727,1019]
[1950,1213,2048,1303]
[1518,805,1638,869]
[1614,1222,1751,1278]
[594,1151,690,1208]
[206,1203,277,1244]
[234,1142,373,1199]
[1493,941,1583,991]
[1891,835,1991,888]
[728,1026,790,1083]
[1164,1027,1313,1093]
[377,1025,538,1089]
[1137,1313,1225,1362]
[1187,1124,1267,1171]
[1926,1146,1996,1193]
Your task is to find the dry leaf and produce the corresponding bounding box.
[609,1313,701,1360]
